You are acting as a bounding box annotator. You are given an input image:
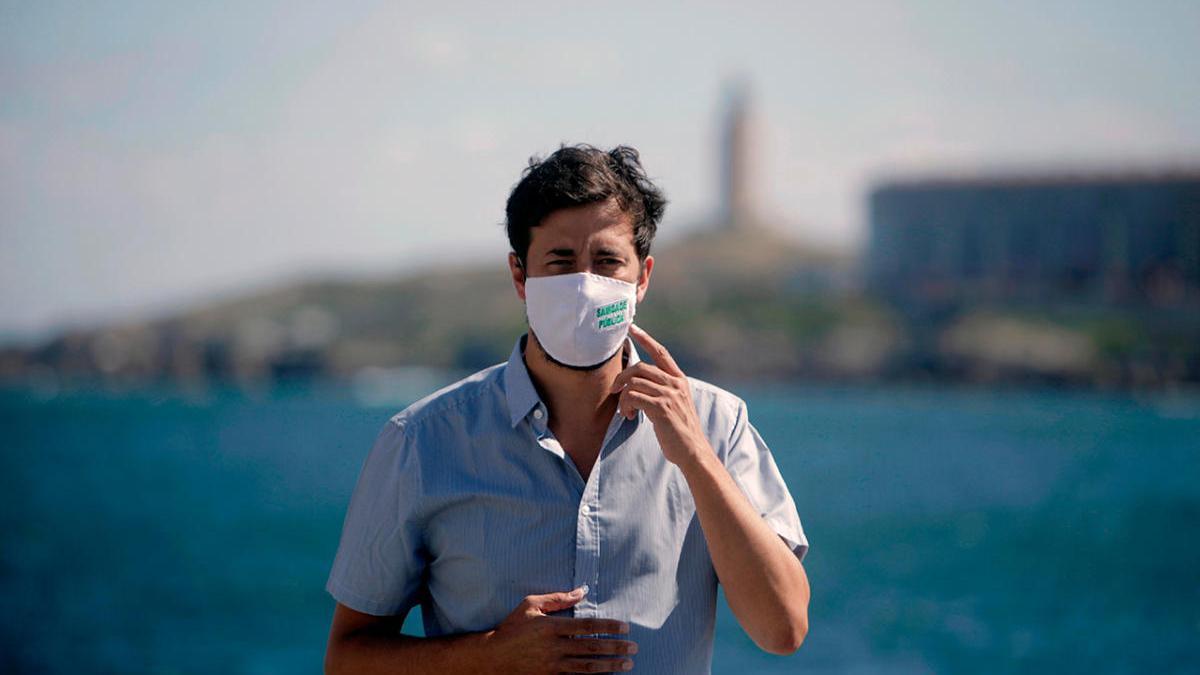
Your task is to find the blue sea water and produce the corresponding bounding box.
[2,379,1198,674]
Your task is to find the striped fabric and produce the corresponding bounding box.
[326,334,809,673]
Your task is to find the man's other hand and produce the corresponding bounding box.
[485,586,637,673]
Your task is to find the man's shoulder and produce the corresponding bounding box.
[389,361,507,431]
[684,375,746,420]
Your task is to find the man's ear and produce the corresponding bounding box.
[508,252,527,301]
[636,255,654,304]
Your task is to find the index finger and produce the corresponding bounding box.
[610,360,672,394]
[551,617,631,636]
[629,324,684,377]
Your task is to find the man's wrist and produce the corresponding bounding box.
[675,438,721,479]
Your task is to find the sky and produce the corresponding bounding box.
[2,1,1198,344]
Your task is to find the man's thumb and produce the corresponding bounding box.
[529,584,589,612]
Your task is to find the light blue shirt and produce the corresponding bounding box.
[326,334,809,673]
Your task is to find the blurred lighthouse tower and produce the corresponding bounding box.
[719,77,759,231]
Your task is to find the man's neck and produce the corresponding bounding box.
[523,333,625,429]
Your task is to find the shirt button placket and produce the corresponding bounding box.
[574,477,601,617]
[589,496,600,602]
[574,499,593,616]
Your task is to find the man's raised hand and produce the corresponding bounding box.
[611,324,710,468]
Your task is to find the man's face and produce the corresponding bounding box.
[509,198,653,303]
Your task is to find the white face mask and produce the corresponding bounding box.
[524,271,638,368]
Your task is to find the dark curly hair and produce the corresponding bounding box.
[505,143,667,266]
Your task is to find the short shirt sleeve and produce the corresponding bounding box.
[325,418,426,616]
[723,399,809,563]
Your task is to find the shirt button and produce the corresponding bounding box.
[533,409,544,420]
[581,504,590,516]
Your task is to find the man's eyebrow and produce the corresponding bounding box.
[545,248,576,257]
[594,247,626,258]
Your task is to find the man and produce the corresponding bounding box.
[324,144,810,674]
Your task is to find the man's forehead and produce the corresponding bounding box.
[532,201,635,249]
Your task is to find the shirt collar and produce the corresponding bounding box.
[504,332,641,428]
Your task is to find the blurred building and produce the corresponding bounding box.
[866,171,1200,307]
[719,78,760,231]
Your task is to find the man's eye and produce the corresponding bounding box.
[548,260,570,266]
[601,258,622,265]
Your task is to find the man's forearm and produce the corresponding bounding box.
[678,447,809,655]
[326,629,493,675]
